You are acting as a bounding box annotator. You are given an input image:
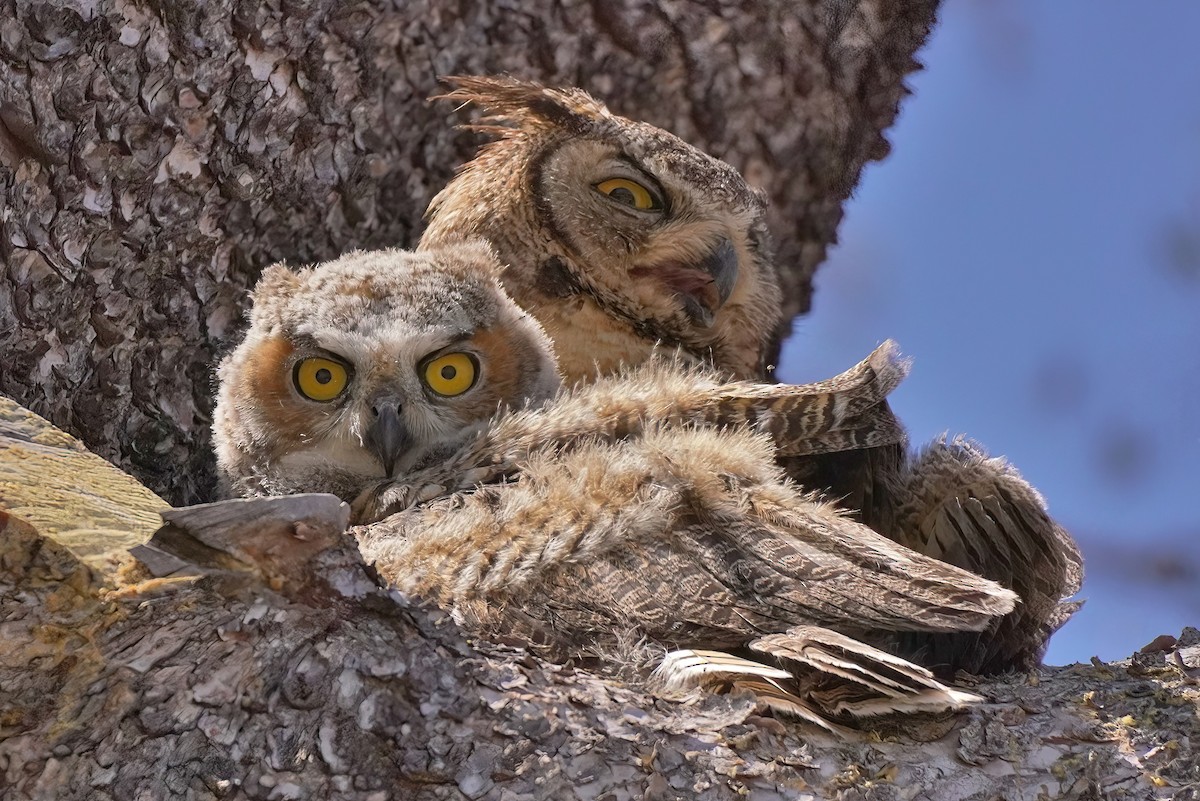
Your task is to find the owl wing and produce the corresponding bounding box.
[355,426,1010,727]
[691,339,909,456]
[356,425,1015,654]
[351,342,908,524]
[481,339,909,460]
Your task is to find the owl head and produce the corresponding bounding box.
[213,243,561,500]
[420,75,782,382]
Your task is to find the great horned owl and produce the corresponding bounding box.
[420,75,781,383]
[212,245,1016,728]
[418,76,1082,676]
[419,72,898,550]
[212,243,560,501]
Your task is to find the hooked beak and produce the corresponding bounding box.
[702,237,740,306]
[366,399,413,477]
[632,237,740,328]
[680,237,739,326]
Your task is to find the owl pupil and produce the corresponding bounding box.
[609,187,635,205]
[440,365,457,380]
[315,368,332,384]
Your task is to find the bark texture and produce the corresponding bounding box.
[1,408,1197,801]
[1,0,935,505]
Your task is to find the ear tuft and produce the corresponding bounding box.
[250,263,304,320]
[434,74,607,137]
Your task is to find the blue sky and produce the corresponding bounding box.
[777,1,1200,664]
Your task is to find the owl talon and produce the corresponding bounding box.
[350,483,387,525]
[346,478,416,524]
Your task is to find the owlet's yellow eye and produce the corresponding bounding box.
[293,357,349,402]
[595,178,660,211]
[423,352,478,397]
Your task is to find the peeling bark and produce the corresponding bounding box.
[1,416,1197,800]
[1,0,935,504]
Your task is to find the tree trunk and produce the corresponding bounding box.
[1,406,1196,800]
[1,0,935,505]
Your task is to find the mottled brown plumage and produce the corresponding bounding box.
[213,245,1013,726]
[421,75,781,382]
[356,425,1013,727]
[421,76,1083,677]
[887,438,1084,675]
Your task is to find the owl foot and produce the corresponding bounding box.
[351,480,446,525]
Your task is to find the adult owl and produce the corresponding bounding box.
[418,76,1082,676]
[211,245,1014,728]
[420,75,781,383]
[419,73,897,561]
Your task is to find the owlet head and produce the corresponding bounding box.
[421,75,782,381]
[213,243,561,499]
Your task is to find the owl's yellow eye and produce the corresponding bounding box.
[293,357,349,402]
[594,178,660,211]
[423,352,478,397]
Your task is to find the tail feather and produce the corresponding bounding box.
[753,628,927,696]
[889,437,1085,674]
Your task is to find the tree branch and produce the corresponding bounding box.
[1,414,1195,799]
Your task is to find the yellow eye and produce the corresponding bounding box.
[423,352,478,397]
[293,357,349,402]
[595,178,660,211]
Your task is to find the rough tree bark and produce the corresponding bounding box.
[1,0,934,505]
[2,404,1199,800]
[8,2,1194,800]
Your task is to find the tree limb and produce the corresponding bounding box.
[1,420,1195,799]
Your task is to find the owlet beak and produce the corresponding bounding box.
[366,399,413,476]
